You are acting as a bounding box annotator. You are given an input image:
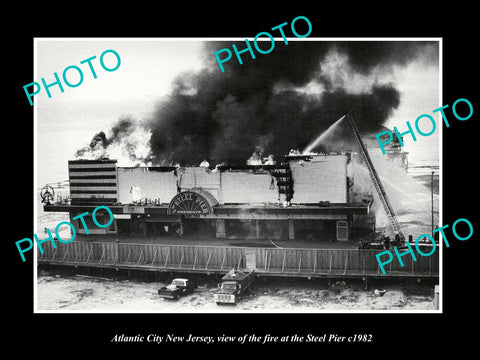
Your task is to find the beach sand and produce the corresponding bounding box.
[36,273,435,312]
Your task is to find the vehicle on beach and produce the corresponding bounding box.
[214,269,255,305]
[158,278,196,300]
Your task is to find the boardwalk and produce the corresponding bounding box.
[37,241,439,279]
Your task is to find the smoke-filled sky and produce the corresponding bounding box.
[36,38,440,184]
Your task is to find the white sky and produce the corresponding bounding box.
[35,38,440,186]
[36,39,205,185]
[36,40,205,130]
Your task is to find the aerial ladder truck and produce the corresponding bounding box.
[345,112,405,245]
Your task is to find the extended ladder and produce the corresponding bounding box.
[346,113,404,240]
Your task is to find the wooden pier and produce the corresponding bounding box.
[37,241,439,279]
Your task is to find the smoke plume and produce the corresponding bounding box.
[76,40,438,166]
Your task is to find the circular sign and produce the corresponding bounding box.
[40,185,55,204]
[167,191,212,215]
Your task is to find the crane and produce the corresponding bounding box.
[345,112,405,243]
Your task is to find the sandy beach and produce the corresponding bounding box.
[36,272,435,312]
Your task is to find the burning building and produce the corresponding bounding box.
[44,152,372,242]
[42,40,439,243]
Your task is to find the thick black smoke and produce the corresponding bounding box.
[75,131,109,159]
[78,40,438,166]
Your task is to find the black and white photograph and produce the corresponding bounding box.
[33,38,441,313]
[7,8,478,352]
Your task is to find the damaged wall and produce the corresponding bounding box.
[220,171,280,204]
[117,167,177,204]
[113,154,349,206]
[178,167,280,204]
[289,155,347,204]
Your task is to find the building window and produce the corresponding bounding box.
[336,220,348,241]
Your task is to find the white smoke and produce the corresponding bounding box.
[76,119,154,167]
[105,126,153,167]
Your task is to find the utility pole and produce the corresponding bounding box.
[431,171,435,233]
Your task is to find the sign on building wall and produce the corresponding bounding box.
[167,191,213,215]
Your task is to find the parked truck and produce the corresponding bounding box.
[158,278,196,300]
[214,269,255,305]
